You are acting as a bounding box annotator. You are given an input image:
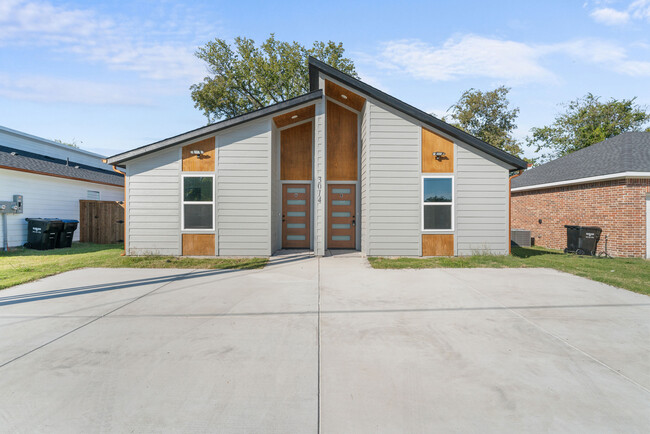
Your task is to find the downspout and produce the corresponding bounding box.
[509,169,525,254]
[112,164,127,256]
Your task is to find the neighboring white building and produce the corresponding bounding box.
[0,125,124,248]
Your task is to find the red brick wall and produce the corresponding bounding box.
[511,178,649,257]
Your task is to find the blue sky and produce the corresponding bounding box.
[1,0,649,158]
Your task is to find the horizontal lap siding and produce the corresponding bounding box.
[127,148,180,255]
[367,103,420,256]
[218,121,271,256]
[456,142,509,255]
[0,169,123,247]
[361,104,369,254]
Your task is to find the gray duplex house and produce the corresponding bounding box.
[106,58,527,257]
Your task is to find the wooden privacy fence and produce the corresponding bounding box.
[79,200,125,244]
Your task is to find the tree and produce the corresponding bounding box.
[528,94,650,163]
[53,138,80,148]
[191,34,358,122]
[444,86,523,156]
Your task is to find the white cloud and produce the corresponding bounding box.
[0,0,208,82]
[379,36,556,85]
[589,0,650,25]
[0,74,153,105]
[373,36,650,85]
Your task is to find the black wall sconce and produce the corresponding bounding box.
[433,151,446,161]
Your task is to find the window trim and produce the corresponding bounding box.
[421,175,454,232]
[181,173,215,231]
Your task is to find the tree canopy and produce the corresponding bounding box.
[444,86,523,157]
[191,34,358,122]
[528,94,650,164]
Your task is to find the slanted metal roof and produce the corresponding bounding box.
[0,145,124,186]
[106,90,323,165]
[307,57,528,170]
[512,132,650,189]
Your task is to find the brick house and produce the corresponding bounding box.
[511,132,650,258]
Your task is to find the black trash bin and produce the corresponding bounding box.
[577,226,602,256]
[55,219,79,248]
[25,218,59,250]
[564,225,602,255]
[564,225,580,253]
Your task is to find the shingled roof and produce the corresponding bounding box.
[0,145,124,186]
[512,132,650,190]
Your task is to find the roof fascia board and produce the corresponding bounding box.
[308,57,527,170]
[106,90,322,165]
[511,171,650,192]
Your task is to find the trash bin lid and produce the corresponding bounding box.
[59,219,79,223]
[25,217,50,222]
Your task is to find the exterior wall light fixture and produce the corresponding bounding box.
[190,150,205,157]
[433,152,446,160]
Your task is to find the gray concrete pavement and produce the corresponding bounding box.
[0,254,649,432]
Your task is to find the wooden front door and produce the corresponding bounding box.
[282,184,311,248]
[327,184,356,249]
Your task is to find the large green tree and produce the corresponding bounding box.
[529,94,650,163]
[191,34,358,122]
[444,86,523,156]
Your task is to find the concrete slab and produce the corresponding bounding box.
[0,256,648,432]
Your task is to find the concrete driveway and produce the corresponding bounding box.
[0,254,649,433]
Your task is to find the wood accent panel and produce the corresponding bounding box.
[182,234,215,256]
[281,122,312,180]
[282,184,311,248]
[327,184,356,249]
[273,105,315,128]
[422,128,454,173]
[422,234,454,256]
[182,137,215,172]
[325,80,365,111]
[327,101,358,181]
[79,200,125,244]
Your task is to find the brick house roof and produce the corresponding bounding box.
[512,132,650,189]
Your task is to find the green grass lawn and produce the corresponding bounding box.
[0,243,268,290]
[369,246,650,296]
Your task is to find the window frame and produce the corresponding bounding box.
[421,175,454,232]
[181,173,215,231]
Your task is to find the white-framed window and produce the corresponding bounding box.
[87,190,100,200]
[182,174,215,230]
[422,176,454,231]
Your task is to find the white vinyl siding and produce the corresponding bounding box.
[455,141,510,255]
[0,169,123,248]
[365,102,421,256]
[127,147,181,255]
[217,120,272,256]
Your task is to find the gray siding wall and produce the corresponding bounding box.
[366,102,421,256]
[217,120,272,256]
[360,104,370,254]
[455,141,510,255]
[127,147,181,255]
[314,93,326,256]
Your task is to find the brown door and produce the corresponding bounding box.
[282,184,311,248]
[327,184,356,249]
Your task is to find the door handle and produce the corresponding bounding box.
[282,214,286,222]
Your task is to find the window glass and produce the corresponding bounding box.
[423,178,452,203]
[184,204,213,229]
[184,177,213,202]
[423,205,452,230]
